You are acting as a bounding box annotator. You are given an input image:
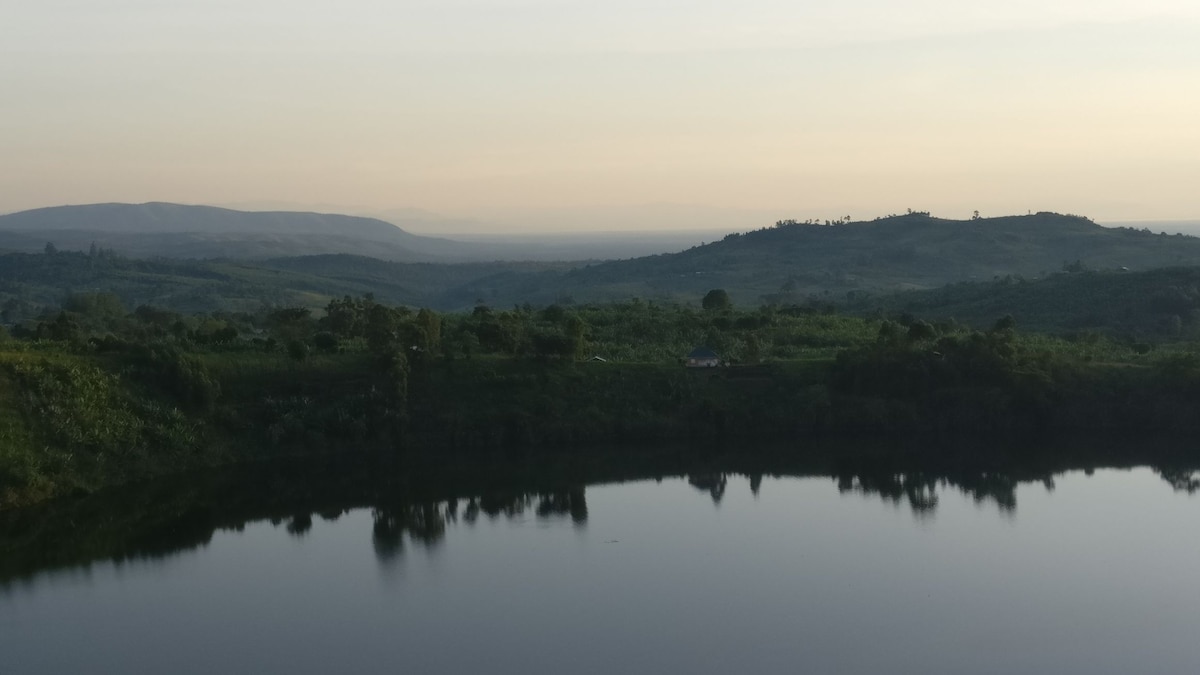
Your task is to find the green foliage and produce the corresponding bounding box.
[9,290,1200,510]
[118,343,222,412]
[702,289,732,311]
[268,307,314,342]
[986,315,1014,335]
[63,292,126,321]
[907,320,937,342]
[0,353,202,505]
[322,295,368,338]
[531,330,577,360]
[312,332,339,353]
[366,304,401,353]
[39,312,82,343]
[287,340,309,363]
[416,308,442,353]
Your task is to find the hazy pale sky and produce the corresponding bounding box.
[2,1,1199,230]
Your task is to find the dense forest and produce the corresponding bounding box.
[5,283,1200,509]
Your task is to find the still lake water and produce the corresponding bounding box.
[3,460,1200,674]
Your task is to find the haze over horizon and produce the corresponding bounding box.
[4,1,1199,232]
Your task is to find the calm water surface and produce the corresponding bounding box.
[3,464,1199,674]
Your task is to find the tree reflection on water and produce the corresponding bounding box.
[834,470,1025,515]
[2,445,1198,585]
[371,488,587,563]
[1156,467,1200,494]
[688,473,728,504]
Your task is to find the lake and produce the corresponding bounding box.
[2,449,1199,674]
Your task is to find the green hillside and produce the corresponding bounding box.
[852,266,1200,341]
[0,250,574,322]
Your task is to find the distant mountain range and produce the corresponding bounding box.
[0,202,729,263]
[0,202,483,262]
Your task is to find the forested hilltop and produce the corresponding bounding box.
[6,291,1200,508]
[553,211,1200,305]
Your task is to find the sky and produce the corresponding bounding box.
[2,1,1199,232]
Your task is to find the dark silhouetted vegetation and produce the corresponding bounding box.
[6,287,1200,509]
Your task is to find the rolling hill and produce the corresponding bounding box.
[6,211,1200,334]
[523,212,1200,306]
[0,250,571,319]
